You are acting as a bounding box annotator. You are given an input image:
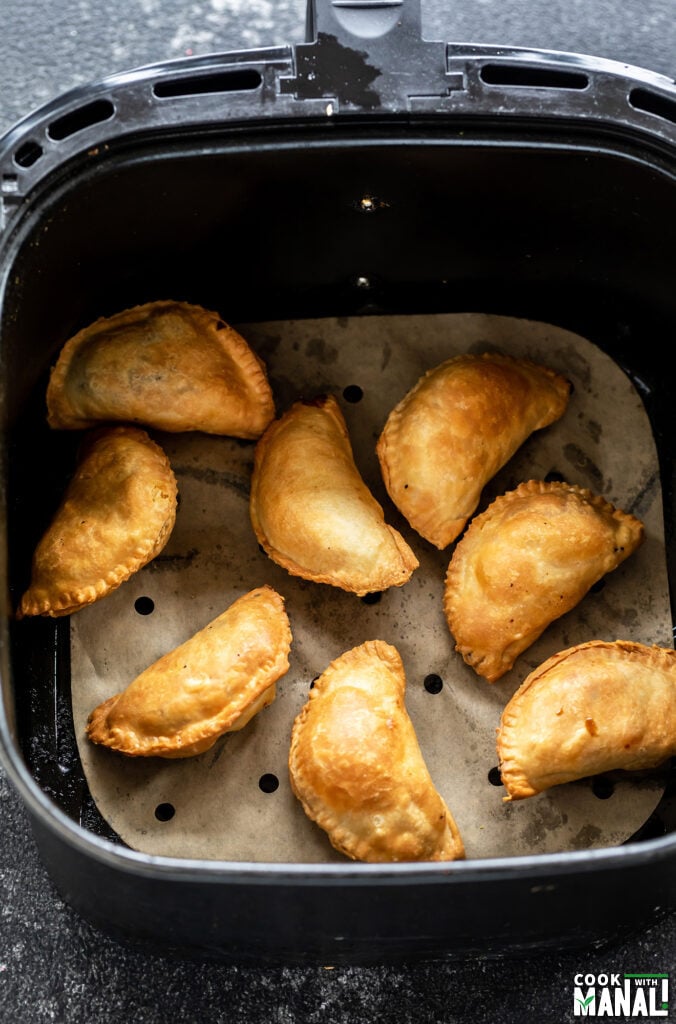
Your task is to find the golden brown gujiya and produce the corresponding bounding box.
[497,639,676,800]
[250,395,419,596]
[444,480,644,682]
[46,300,275,438]
[87,585,292,758]
[377,351,571,549]
[288,639,465,862]
[17,425,177,618]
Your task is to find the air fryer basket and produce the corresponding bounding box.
[1,0,675,962]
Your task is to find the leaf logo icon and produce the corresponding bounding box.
[576,995,595,1009]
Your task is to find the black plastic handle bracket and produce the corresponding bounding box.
[281,0,457,112]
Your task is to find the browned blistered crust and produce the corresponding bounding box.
[497,639,676,800]
[288,639,465,862]
[87,585,292,758]
[46,300,275,438]
[250,395,418,596]
[18,425,178,618]
[444,479,645,682]
[377,351,571,549]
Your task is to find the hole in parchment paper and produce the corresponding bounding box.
[591,776,615,800]
[423,673,443,694]
[590,578,606,594]
[309,677,319,690]
[134,596,155,615]
[488,766,503,787]
[259,773,279,793]
[544,470,566,483]
[361,591,382,605]
[155,802,176,821]
[342,384,364,403]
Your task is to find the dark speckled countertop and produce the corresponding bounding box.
[1,1,675,1020]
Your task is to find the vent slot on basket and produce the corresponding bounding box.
[47,99,115,141]
[480,64,589,90]
[153,69,263,98]
[629,87,676,124]
[14,141,43,168]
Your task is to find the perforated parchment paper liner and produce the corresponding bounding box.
[69,313,672,862]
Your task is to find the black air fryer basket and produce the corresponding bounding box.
[1,0,675,962]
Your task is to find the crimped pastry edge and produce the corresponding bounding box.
[250,396,418,596]
[17,425,178,618]
[496,639,676,800]
[443,479,645,682]
[376,351,571,549]
[46,299,275,437]
[288,639,464,862]
[86,585,292,757]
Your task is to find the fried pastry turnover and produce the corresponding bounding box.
[376,351,571,549]
[444,480,644,682]
[288,639,465,862]
[46,300,275,438]
[250,395,418,596]
[17,425,177,618]
[87,586,292,758]
[497,639,676,800]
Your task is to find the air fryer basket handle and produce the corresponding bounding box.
[305,0,422,47]
[292,0,450,110]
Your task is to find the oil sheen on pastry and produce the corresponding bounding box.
[444,480,644,682]
[46,300,275,438]
[17,425,177,618]
[288,639,465,862]
[376,351,571,549]
[87,586,292,758]
[250,395,419,596]
[497,640,676,800]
